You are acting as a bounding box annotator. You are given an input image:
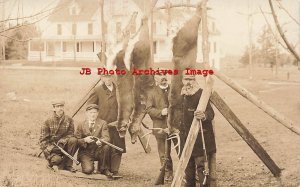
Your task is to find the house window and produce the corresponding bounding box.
[214,42,217,53]
[72,24,77,35]
[153,22,156,34]
[153,41,157,54]
[88,23,93,35]
[62,42,67,52]
[71,7,76,15]
[76,42,81,52]
[116,22,121,34]
[57,24,62,35]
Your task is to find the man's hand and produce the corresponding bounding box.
[194,110,206,120]
[57,138,67,146]
[96,140,102,147]
[155,128,169,135]
[50,135,58,142]
[84,136,94,143]
[45,144,55,153]
[161,108,168,116]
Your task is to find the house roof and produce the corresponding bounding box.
[48,0,99,22]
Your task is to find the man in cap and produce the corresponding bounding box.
[146,73,173,183]
[87,74,125,178]
[180,73,216,187]
[75,104,112,175]
[39,100,78,172]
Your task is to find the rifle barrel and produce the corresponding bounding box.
[92,137,124,152]
[54,143,80,165]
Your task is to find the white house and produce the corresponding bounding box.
[28,0,221,69]
[28,0,102,62]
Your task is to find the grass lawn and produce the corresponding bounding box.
[0,66,299,187]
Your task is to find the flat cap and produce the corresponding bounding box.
[86,104,99,111]
[51,100,65,106]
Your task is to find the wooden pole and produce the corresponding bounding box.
[100,0,106,65]
[210,91,281,177]
[71,78,102,118]
[149,0,154,66]
[201,0,209,68]
[201,1,217,186]
[171,78,214,187]
[1,0,5,61]
[148,0,158,66]
[247,0,253,79]
[213,70,300,136]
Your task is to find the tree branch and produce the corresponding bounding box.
[268,0,300,63]
[0,6,57,23]
[0,2,69,34]
[0,3,68,34]
[276,0,300,26]
[259,6,289,52]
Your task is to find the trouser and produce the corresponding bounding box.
[46,137,78,169]
[108,126,125,173]
[185,154,214,187]
[80,145,110,174]
[155,135,173,173]
[109,150,122,173]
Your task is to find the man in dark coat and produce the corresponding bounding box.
[146,74,173,182]
[87,74,125,178]
[75,104,111,175]
[39,100,77,172]
[180,74,216,187]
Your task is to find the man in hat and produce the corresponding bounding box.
[75,104,112,175]
[146,73,173,183]
[39,100,78,172]
[180,74,216,187]
[87,74,125,178]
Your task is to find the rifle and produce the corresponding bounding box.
[154,138,172,185]
[199,120,209,185]
[53,143,80,165]
[90,136,124,152]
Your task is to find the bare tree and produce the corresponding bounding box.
[268,0,300,69]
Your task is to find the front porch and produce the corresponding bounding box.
[28,39,101,62]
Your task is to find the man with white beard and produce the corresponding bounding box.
[180,74,216,187]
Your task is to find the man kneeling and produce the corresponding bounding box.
[39,100,77,172]
[75,104,112,176]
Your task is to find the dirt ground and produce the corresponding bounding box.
[0,66,299,187]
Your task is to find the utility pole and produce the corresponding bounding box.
[73,9,76,63]
[100,0,106,65]
[1,0,5,61]
[247,0,253,80]
[165,0,171,36]
[299,0,300,70]
[150,0,154,65]
[275,31,279,78]
[237,8,260,80]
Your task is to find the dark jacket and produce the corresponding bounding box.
[87,83,126,152]
[75,119,110,158]
[39,113,74,151]
[87,83,118,123]
[146,85,169,137]
[180,88,216,157]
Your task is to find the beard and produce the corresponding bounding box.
[181,82,200,96]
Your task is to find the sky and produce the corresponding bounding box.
[2,0,300,56]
